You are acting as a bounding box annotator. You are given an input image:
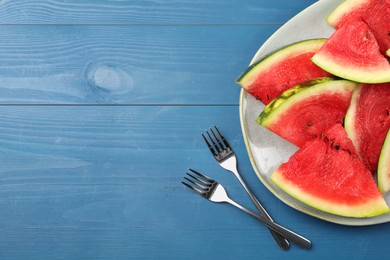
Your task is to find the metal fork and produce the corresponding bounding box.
[202,126,290,250]
[182,169,311,249]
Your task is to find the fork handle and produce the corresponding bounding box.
[231,169,290,250]
[227,198,311,249]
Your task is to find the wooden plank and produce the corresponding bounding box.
[0,105,259,259]
[0,25,278,105]
[0,0,317,25]
[0,105,387,259]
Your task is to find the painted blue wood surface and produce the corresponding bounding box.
[0,106,390,259]
[0,25,277,104]
[0,0,316,25]
[1,0,390,259]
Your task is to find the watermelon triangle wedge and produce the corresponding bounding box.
[236,39,332,105]
[327,0,390,57]
[258,78,357,147]
[344,83,390,173]
[271,124,390,218]
[311,19,390,83]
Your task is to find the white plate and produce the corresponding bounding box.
[239,0,390,226]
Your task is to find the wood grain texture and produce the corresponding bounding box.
[0,106,389,259]
[0,106,257,259]
[0,25,278,104]
[0,0,317,25]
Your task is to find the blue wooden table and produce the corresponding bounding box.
[0,0,389,259]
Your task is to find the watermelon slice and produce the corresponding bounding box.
[327,0,378,28]
[327,0,390,57]
[271,124,390,218]
[236,39,332,105]
[364,1,390,57]
[258,78,357,147]
[344,82,390,173]
[311,19,390,83]
[378,129,390,193]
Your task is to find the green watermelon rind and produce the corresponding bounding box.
[257,77,334,124]
[378,129,390,193]
[271,169,390,218]
[344,84,361,153]
[311,53,390,84]
[236,38,327,87]
[258,78,357,128]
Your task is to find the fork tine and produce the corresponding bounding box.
[184,176,206,190]
[186,172,210,186]
[214,125,230,149]
[202,133,218,156]
[206,128,223,150]
[210,127,225,151]
[189,168,214,183]
[205,129,222,152]
[181,181,205,196]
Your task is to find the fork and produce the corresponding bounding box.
[202,126,290,250]
[182,169,311,249]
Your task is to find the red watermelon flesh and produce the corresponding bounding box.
[327,0,390,56]
[236,39,332,105]
[363,0,390,56]
[271,124,390,218]
[322,123,357,156]
[345,83,390,173]
[327,0,376,28]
